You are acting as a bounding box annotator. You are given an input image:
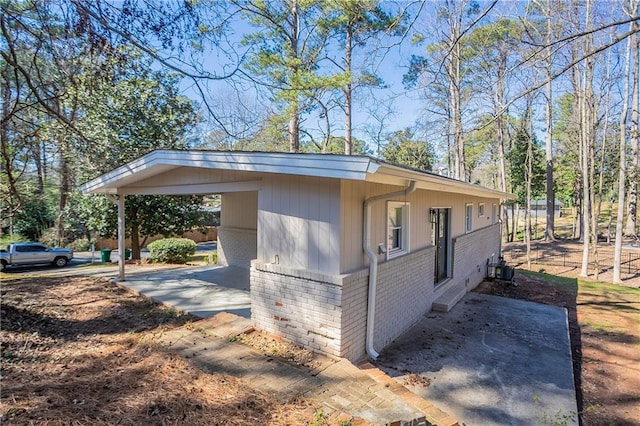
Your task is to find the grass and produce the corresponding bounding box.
[186,251,217,265]
[517,269,577,289]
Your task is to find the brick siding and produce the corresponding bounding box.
[250,228,500,361]
[251,247,438,362]
[251,262,346,357]
[372,247,436,352]
[217,226,257,269]
[452,223,501,291]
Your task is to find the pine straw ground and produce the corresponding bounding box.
[0,276,317,425]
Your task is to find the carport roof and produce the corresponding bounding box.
[79,149,515,199]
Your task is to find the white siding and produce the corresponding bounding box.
[340,181,502,274]
[258,175,341,274]
[221,192,258,229]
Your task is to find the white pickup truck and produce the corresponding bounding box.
[1,242,74,271]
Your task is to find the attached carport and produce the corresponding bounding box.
[80,150,265,282]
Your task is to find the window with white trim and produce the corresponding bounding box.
[478,203,485,217]
[387,202,410,258]
[492,204,498,224]
[465,203,473,233]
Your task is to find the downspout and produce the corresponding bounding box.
[363,180,416,360]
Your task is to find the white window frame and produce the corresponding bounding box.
[492,204,498,224]
[465,203,473,233]
[478,203,485,217]
[387,201,410,259]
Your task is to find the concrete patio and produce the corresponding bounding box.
[376,293,578,426]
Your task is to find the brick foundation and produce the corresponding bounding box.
[217,227,257,269]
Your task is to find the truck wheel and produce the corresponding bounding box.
[53,257,68,268]
[1,260,6,272]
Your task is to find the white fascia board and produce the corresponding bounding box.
[79,150,374,194]
[368,162,516,200]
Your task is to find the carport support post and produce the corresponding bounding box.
[116,194,126,282]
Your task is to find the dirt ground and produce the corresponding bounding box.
[2,272,638,425]
[0,276,318,425]
[475,272,640,426]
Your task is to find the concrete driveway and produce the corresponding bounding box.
[376,293,578,426]
[117,265,251,318]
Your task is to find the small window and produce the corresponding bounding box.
[478,203,485,217]
[492,204,498,224]
[387,202,410,258]
[465,203,473,233]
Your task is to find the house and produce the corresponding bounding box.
[80,150,514,361]
[505,197,563,223]
[529,197,563,218]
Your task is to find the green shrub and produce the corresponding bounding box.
[68,238,93,251]
[147,238,196,264]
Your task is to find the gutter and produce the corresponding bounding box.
[362,180,416,360]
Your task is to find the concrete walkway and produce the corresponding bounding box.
[153,312,457,425]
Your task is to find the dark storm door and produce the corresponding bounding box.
[431,208,449,283]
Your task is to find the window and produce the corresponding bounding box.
[387,202,409,258]
[478,203,485,217]
[465,203,473,233]
[492,204,498,224]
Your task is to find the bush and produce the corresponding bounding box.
[68,238,93,251]
[147,238,196,264]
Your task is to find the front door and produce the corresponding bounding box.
[431,208,450,283]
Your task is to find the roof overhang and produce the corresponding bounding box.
[79,149,515,200]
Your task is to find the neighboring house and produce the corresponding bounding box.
[530,198,563,218]
[506,198,563,221]
[81,150,514,362]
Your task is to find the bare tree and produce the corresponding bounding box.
[614,0,639,283]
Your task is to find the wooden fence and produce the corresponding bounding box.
[95,227,218,250]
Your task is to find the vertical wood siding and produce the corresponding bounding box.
[131,167,258,187]
[258,175,341,274]
[221,192,258,229]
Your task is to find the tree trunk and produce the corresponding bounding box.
[288,0,300,153]
[0,67,21,212]
[614,16,637,283]
[496,48,510,249]
[525,117,533,269]
[625,31,640,236]
[544,0,555,241]
[131,221,141,261]
[289,99,300,153]
[56,137,71,246]
[344,24,353,155]
[579,0,594,277]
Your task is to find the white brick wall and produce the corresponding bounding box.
[340,270,369,361]
[249,227,499,362]
[250,247,438,361]
[372,247,436,351]
[452,223,501,290]
[251,262,346,357]
[217,227,257,269]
